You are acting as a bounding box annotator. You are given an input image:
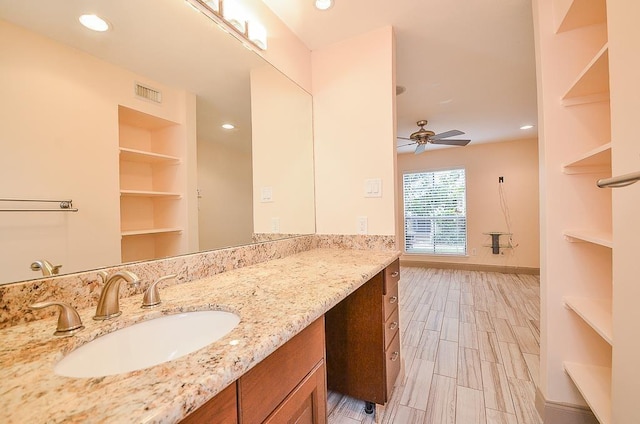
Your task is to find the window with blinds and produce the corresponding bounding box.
[403,168,467,255]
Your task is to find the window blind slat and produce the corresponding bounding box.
[403,168,467,255]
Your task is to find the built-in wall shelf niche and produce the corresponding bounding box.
[562,44,609,107]
[119,147,180,164]
[563,362,611,424]
[118,105,185,263]
[553,0,607,34]
[564,296,612,344]
[121,228,182,237]
[563,230,613,248]
[562,143,611,174]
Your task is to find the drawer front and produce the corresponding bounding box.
[383,259,400,295]
[384,307,400,350]
[385,332,402,400]
[383,276,399,320]
[180,382,237,424]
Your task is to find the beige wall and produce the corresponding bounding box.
[250,66,315,235]
[397,139,540,269]
[0,21,191,283]
[312,26,397,236]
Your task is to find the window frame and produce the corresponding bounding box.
[402,167,468,256]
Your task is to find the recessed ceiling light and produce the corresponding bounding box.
[520,124,534,130]
[79,14,110,32]
[222,123,235,130]
[315,0,334,11]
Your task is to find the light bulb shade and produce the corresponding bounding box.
[248,21,267,50]
[223,0,247,33]
[315,0,334,11]
[79,14,110,32]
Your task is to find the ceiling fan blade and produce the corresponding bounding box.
[397,142,417,148]
[414,144,427,154]
[431,130,464,140]
[397,136,412,140]
[430,139,471,146]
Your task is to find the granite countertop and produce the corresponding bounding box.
[0,248,399,423]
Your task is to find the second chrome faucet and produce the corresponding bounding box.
[93,270,141,320]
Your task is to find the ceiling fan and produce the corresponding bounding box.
[398,120,471,154]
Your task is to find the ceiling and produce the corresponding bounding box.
[261,0,538,154]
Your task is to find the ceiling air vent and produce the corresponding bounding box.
[134,82,162,103]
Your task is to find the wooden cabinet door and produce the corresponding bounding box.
[264,361,327,424]
[238,317,325,424]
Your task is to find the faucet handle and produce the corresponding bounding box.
[142,274,177,308]
[29,301,84,336]
[30,260,62,277]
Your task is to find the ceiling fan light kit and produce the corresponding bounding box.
[398,120,471,154]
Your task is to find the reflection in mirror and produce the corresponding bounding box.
[0,0,315,285]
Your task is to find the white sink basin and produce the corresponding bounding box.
[55,311,240,378]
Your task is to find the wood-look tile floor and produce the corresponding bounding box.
[327,267,542,424]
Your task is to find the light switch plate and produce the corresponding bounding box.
[271,217,280,233]
[260,186,273,202]
[364,178,382,198]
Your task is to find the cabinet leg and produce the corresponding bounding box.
[364,401,375,415]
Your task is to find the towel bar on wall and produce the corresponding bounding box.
[0,198,78,212]
[597,171,640,188]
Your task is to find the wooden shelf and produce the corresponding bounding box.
[120,190,182,198]
[564,297,612,344]
[563,143,611,174]
[554,0,607,33]
[563,230,613,248]
[563,362,611,424]
[119,148,180,164]
[562,44,609,106]
[121,228,182,237]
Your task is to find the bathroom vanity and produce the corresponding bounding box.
[0,248,400,423]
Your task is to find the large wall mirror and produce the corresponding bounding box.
[0,0,315,285]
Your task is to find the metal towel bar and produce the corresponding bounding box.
[0,198,78,212]
[597,171,640,189]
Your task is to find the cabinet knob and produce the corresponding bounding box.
[390,351,399,362]
[391,271,399,278]
[389,321,398,331]
[389,296,398,304]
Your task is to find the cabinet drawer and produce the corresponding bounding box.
[383,276,399,321]
[238,317,325,424]
[385,332,402,400]
[383,259,400,295]
[384,307,400,350]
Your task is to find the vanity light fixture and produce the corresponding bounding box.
[222,123,235,129]
[520,124,534,130]
[78,14,110,32]
[314,0,335,11]
[185,0,268,50]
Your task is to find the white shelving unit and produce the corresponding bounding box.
[539,0,614,421]
[562,143,611,175]
[118,106,185,263]
[563,297,612,344]
[563,230,613,248]
[563,362,612,424]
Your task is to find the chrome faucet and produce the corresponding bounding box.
[31,260,62,276]
[93,270,141,320]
